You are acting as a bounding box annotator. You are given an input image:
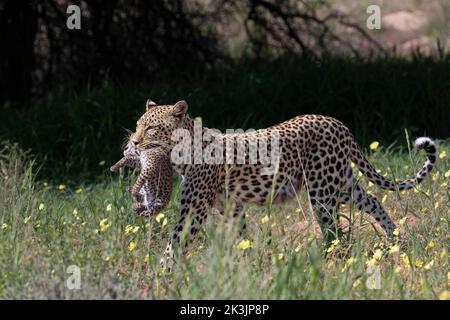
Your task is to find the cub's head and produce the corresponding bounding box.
[123,138,140,158]
[131,99,190,150]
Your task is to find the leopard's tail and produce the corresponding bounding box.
[350,137,437,191]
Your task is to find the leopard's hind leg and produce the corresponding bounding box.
[340,164,397,239]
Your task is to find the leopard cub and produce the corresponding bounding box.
[110,139,173,217]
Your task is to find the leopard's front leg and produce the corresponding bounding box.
[160,167,220,271]
[128,171,147,203]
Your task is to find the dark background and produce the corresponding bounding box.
[1,0,449,181]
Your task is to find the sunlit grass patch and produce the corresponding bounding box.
[0,140,448,299]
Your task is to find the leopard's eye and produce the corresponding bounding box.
[146,124,158,130]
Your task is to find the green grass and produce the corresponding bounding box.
[0,140,448,299]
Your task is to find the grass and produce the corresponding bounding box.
[0,55,449,299]
[0,139,448,299]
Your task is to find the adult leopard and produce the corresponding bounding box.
[131,99,437,271]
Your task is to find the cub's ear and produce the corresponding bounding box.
[146,99,157,111]
[172,100,188,118]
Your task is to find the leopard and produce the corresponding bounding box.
[130,99,437,271]
[110,133,173,217]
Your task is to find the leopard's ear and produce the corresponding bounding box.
[172,100,188,118]
[146,99,157,111]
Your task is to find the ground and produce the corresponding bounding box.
[0,140,448,299]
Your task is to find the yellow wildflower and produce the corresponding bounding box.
[373,249,383,261]
[426,241,435,250]
[389,244,400,255]
[58,184,65,190]
[24,216,31,224]
[393,228,400,236]
[278,253,284,261]
[439,151,447,159]
[155,213,165,223]
[440,249,446,260]
[327,244,335,253]
[347,257,357,266]
[99,218,110,232]
[342,257,357,272]
[124,225,133,235]
[423,260,434,270]
[237,239,252,250]
[326,239,340,253]
[353,278,362,288]
[295,208,301,213]
[1,223,8,230]
[72,209,78,217]
[261,215,269,224]
[38,203,45,211]
[394,266,402,273]
[439,290,450,300]
[75,188,83,193]
[124,225,140,235]
[162,218,168,227]
[400,253,410,269]
[43,181,48,187]
[369,141,380,151]
[399,217,407,225]
[366,258,377,267]
[128,241,136,251]
[444,170,450,178]
[99,160,106,166]
[381,194,387,203]
[415,259,424,268]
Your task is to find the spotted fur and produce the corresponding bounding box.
[131,99,437,271]
[110,138,173,217]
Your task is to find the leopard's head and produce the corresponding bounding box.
[131,99,192,151]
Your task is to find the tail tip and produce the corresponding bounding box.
[414,137,435,150]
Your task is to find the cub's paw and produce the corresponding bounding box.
[132,203,147,214]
